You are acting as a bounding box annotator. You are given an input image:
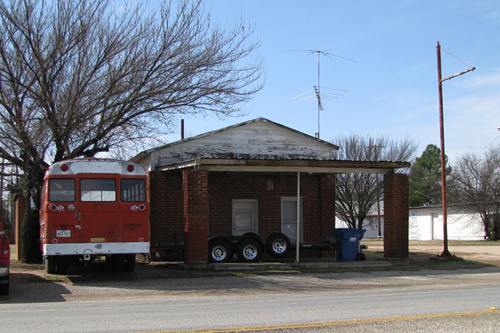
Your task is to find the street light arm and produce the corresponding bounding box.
[442,67,476,83]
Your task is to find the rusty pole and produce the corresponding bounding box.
[436,41,451,257]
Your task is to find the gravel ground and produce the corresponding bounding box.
[364,239,500,262]
[3,240,500,304]
[5,264,500,304]
[240,310,500,333]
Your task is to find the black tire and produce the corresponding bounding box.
[45,256,57,274]
[355,252,366,261]
[0,277,8,296]
[56,256,67,274]
[265,233,291,258]
[242,232,260,240]
[107,255,127,272]
[236,237,263,262]
[124,254,136,272]
[208,238,233,263]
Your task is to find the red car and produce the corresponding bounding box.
[0,225,9,295]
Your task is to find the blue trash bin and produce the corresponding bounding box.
[335,228,366,261]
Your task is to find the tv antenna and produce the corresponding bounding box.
[287,49,355,138]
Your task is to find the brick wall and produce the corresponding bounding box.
[383,172,409,258]
[149,171,184,249]
[208,172,336,244]
[320,174,336,240]
[150,170,337,262]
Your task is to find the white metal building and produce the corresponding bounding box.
[336,205,485,240]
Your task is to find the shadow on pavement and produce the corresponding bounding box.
[0,272,71,303]
[3,249,500,304]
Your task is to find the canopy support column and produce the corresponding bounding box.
[296,171,301,263]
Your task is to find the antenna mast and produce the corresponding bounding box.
[314,51,322,138]
[288,49,354,139]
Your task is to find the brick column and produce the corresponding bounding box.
[319,174,336,239]
[383,172,409,258]
[183,169,209,264]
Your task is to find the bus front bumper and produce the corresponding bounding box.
[0,266,8,278]
[43,242,150,256]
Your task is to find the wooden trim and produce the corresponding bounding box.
[159,158,409,174]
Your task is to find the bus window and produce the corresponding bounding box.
[49,179,75,202]
[121,179,146,202]
[80,179,116,202]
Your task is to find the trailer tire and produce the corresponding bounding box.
[355,252,366,261]
[0,277,9,296]
[45,256,57,274]
[236,237,263,262]
[209,238,233,263]
[265,233,291,258]
[242,232,260,240]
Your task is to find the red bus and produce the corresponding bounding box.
[40,158,149,274]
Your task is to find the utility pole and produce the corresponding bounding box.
[436,41,475,257]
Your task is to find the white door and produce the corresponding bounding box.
[232,200,258,236]
[281,197,303,245]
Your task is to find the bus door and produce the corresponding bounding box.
[76,176,121,243]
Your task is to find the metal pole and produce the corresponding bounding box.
[180,119,185,140]
[436,41,451,257]
[377,193,382,238]
[296,171,301,263]
[317,52,320,139]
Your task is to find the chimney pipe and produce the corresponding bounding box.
[181,119,185,140]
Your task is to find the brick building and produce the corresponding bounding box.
[133,118,410,263]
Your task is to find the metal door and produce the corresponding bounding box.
[232,200,258,236]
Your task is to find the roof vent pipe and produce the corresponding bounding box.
[181,119,185,140]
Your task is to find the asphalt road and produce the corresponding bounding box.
[1,272,500,333]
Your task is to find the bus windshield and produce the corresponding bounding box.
[80,179,116,202]
[49,179,75,202]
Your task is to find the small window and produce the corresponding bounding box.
[80,179,116,202]
[49,179,75,202]
[121,179,146,202]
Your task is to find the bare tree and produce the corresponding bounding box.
[333,135,416,229]
[450,146,500,239]
[0,0,262,261]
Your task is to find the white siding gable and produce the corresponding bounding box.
[151,119,337,168]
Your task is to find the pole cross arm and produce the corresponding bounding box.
[441,67,476,83]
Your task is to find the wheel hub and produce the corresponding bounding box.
[212,246,227,261]
[243,244,258,260]
[272,239,287,254]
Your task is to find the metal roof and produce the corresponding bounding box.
[132,117,339,162]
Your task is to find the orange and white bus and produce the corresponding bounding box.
[39,158,149,274]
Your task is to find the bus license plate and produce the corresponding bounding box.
[56,230,71,238]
